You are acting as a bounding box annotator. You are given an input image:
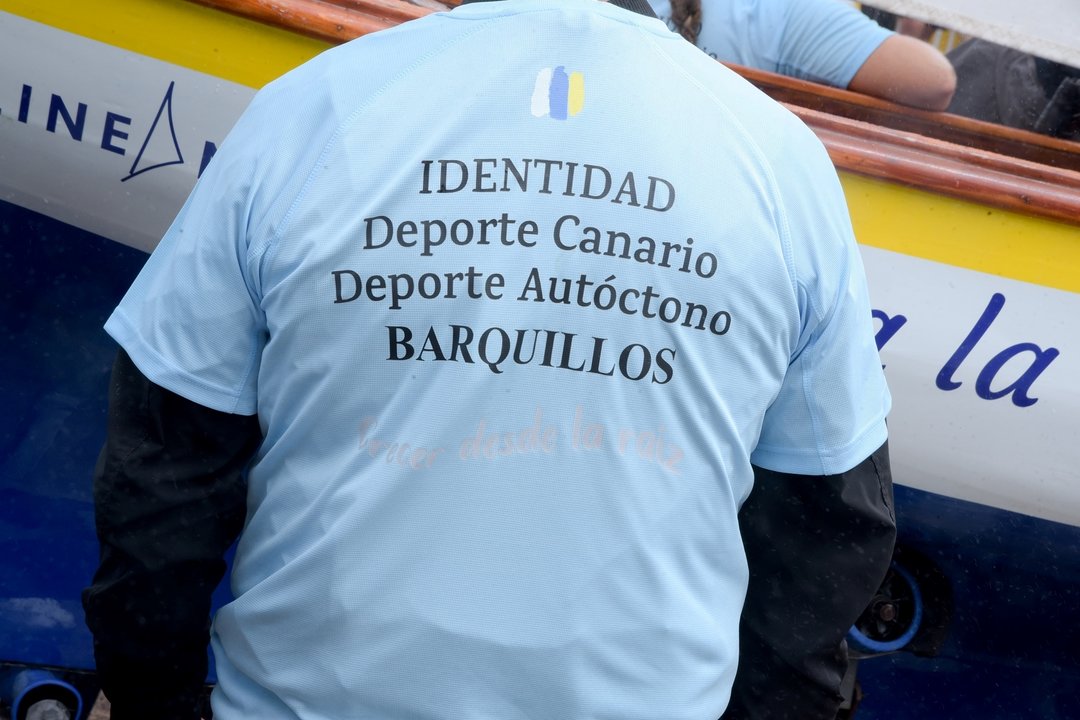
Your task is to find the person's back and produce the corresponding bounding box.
[88,0,890,717]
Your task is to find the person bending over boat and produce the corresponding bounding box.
[652,0,957,110]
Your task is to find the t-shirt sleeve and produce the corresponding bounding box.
[775,0,893,88]
[751,120,890,475]
[104,106,270,416]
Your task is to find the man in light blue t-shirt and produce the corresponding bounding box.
[650,0,956,110]
[83,0,895,718]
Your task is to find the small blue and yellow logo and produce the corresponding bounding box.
[531,66,584,120]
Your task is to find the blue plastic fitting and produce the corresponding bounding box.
[1,668,83,720]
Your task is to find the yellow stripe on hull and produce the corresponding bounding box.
[0,0,328,88]
[841,173,1080,294]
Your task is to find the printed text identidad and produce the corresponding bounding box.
[331,157,735,384]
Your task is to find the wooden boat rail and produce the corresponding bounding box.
[794,106,1080,225]
[188,0,439,42]
[188,0,1080,228]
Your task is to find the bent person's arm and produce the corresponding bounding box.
[82,349,262,720]
[848,34,957,110]
[723,441,896,720]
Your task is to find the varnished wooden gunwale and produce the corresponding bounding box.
[186,0,430,42]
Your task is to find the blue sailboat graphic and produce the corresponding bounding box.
[122,81,184,181]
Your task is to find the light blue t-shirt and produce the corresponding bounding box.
[106,0,889,717]
[649,0,894,87]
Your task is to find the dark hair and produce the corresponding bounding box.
[1034,57,1080,97]
[669,0,703,44]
